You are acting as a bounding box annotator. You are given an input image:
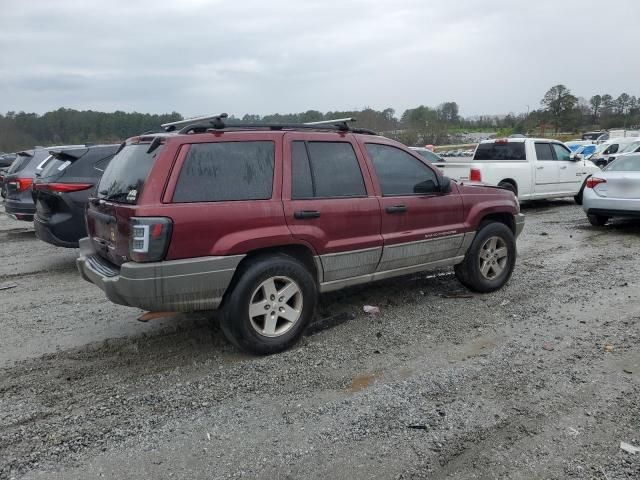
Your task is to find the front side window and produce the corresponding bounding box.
[366,143,439,196]
[552,143,571,161]
[291,141,366,199]
[603,144,619,155]
[173,141,274,203]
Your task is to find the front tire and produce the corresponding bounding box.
[455,222,516,293]
[574,178,588,205]
[219,254,317,355]
[587,214,608,226]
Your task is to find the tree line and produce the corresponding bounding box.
[1,86,638,152]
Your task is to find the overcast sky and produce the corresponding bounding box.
[1,0,639,118]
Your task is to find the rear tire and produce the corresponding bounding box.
[219,254,317,355]
[587,214,608,226]
[455,222,516,293]
[498,181,517,196]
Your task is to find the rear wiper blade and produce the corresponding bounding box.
[99,191,131,201]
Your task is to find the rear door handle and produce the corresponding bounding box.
[560,166,567,169]
[536,166,544,170]
[294,210,321,219]
[385,205,408,214]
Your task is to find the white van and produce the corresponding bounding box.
[589,137,640,167]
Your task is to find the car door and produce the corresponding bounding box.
[533,142,559,195]
[360,141,465,273]
[282,132,382,284]
[552,142,584,192]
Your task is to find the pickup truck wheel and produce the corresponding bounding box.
[498,181,517,196]
[455,222,516,293]
[219,255,317,355]
[587,214,608,226]
[574,179,587,205]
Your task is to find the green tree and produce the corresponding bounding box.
[589,95,602,121]
[540,85,578,132]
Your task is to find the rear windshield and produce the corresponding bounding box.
[39,157,72,178]
[607,155,640,171]
[473,142,526,161]
[97,144,161,204]
[7,152,33,174]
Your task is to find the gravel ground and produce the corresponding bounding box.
[0,200,638,479]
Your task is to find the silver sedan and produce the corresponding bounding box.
[583,153,640,226]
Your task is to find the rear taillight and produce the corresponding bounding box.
[8,177,33,192]
[470,168,482,182]
[33,182,93,193]
[129,217,173,262]
[586,177,606,189]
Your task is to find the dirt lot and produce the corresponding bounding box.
[0,200,638,479]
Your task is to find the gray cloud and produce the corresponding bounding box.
[1,0,639,117]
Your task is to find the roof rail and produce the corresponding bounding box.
[175,115,377,135]
[162,113,228,132]
[304,117,355,131]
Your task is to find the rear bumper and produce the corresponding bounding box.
[34,217,79,248]
[5,200,35,221]
[582,191,640,217]
[514,213,525,238]
[76,237,244,312]
[586,208,640,218]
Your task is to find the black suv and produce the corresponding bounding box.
[33,144,119,247]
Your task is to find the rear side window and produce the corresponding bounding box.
[291,141,366,199]
[366,143,439,196]
[535,143,554,161]
[98,144,162,203]
[473,142,526,161]
[173,141,274,203]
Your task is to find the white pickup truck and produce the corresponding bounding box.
[439,138,601,203]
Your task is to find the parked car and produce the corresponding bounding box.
[573,144,597,160]
[0,153,16,168]
[32,144,119,247]
[605,139,640,164]
[4,145,85,220]
[589,137,640,168]
[408,147,445,164]
[77,121,524,354]
[437,138,601,203]
[582,154,640,226]
[582,131,608,142]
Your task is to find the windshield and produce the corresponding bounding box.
[97,143,162,204]
[606,155,640,172]
[619,141,640,154]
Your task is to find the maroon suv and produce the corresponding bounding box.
[77,120,524,354]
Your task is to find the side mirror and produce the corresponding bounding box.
[440,175,452,193]
[414,179,437,194]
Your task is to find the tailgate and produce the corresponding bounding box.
[438,162,474,181]
[86,199,136,266]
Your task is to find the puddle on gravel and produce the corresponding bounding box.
[348,373,378,393]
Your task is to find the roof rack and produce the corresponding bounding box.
[162,113,228,132]
[173,114,377,135]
